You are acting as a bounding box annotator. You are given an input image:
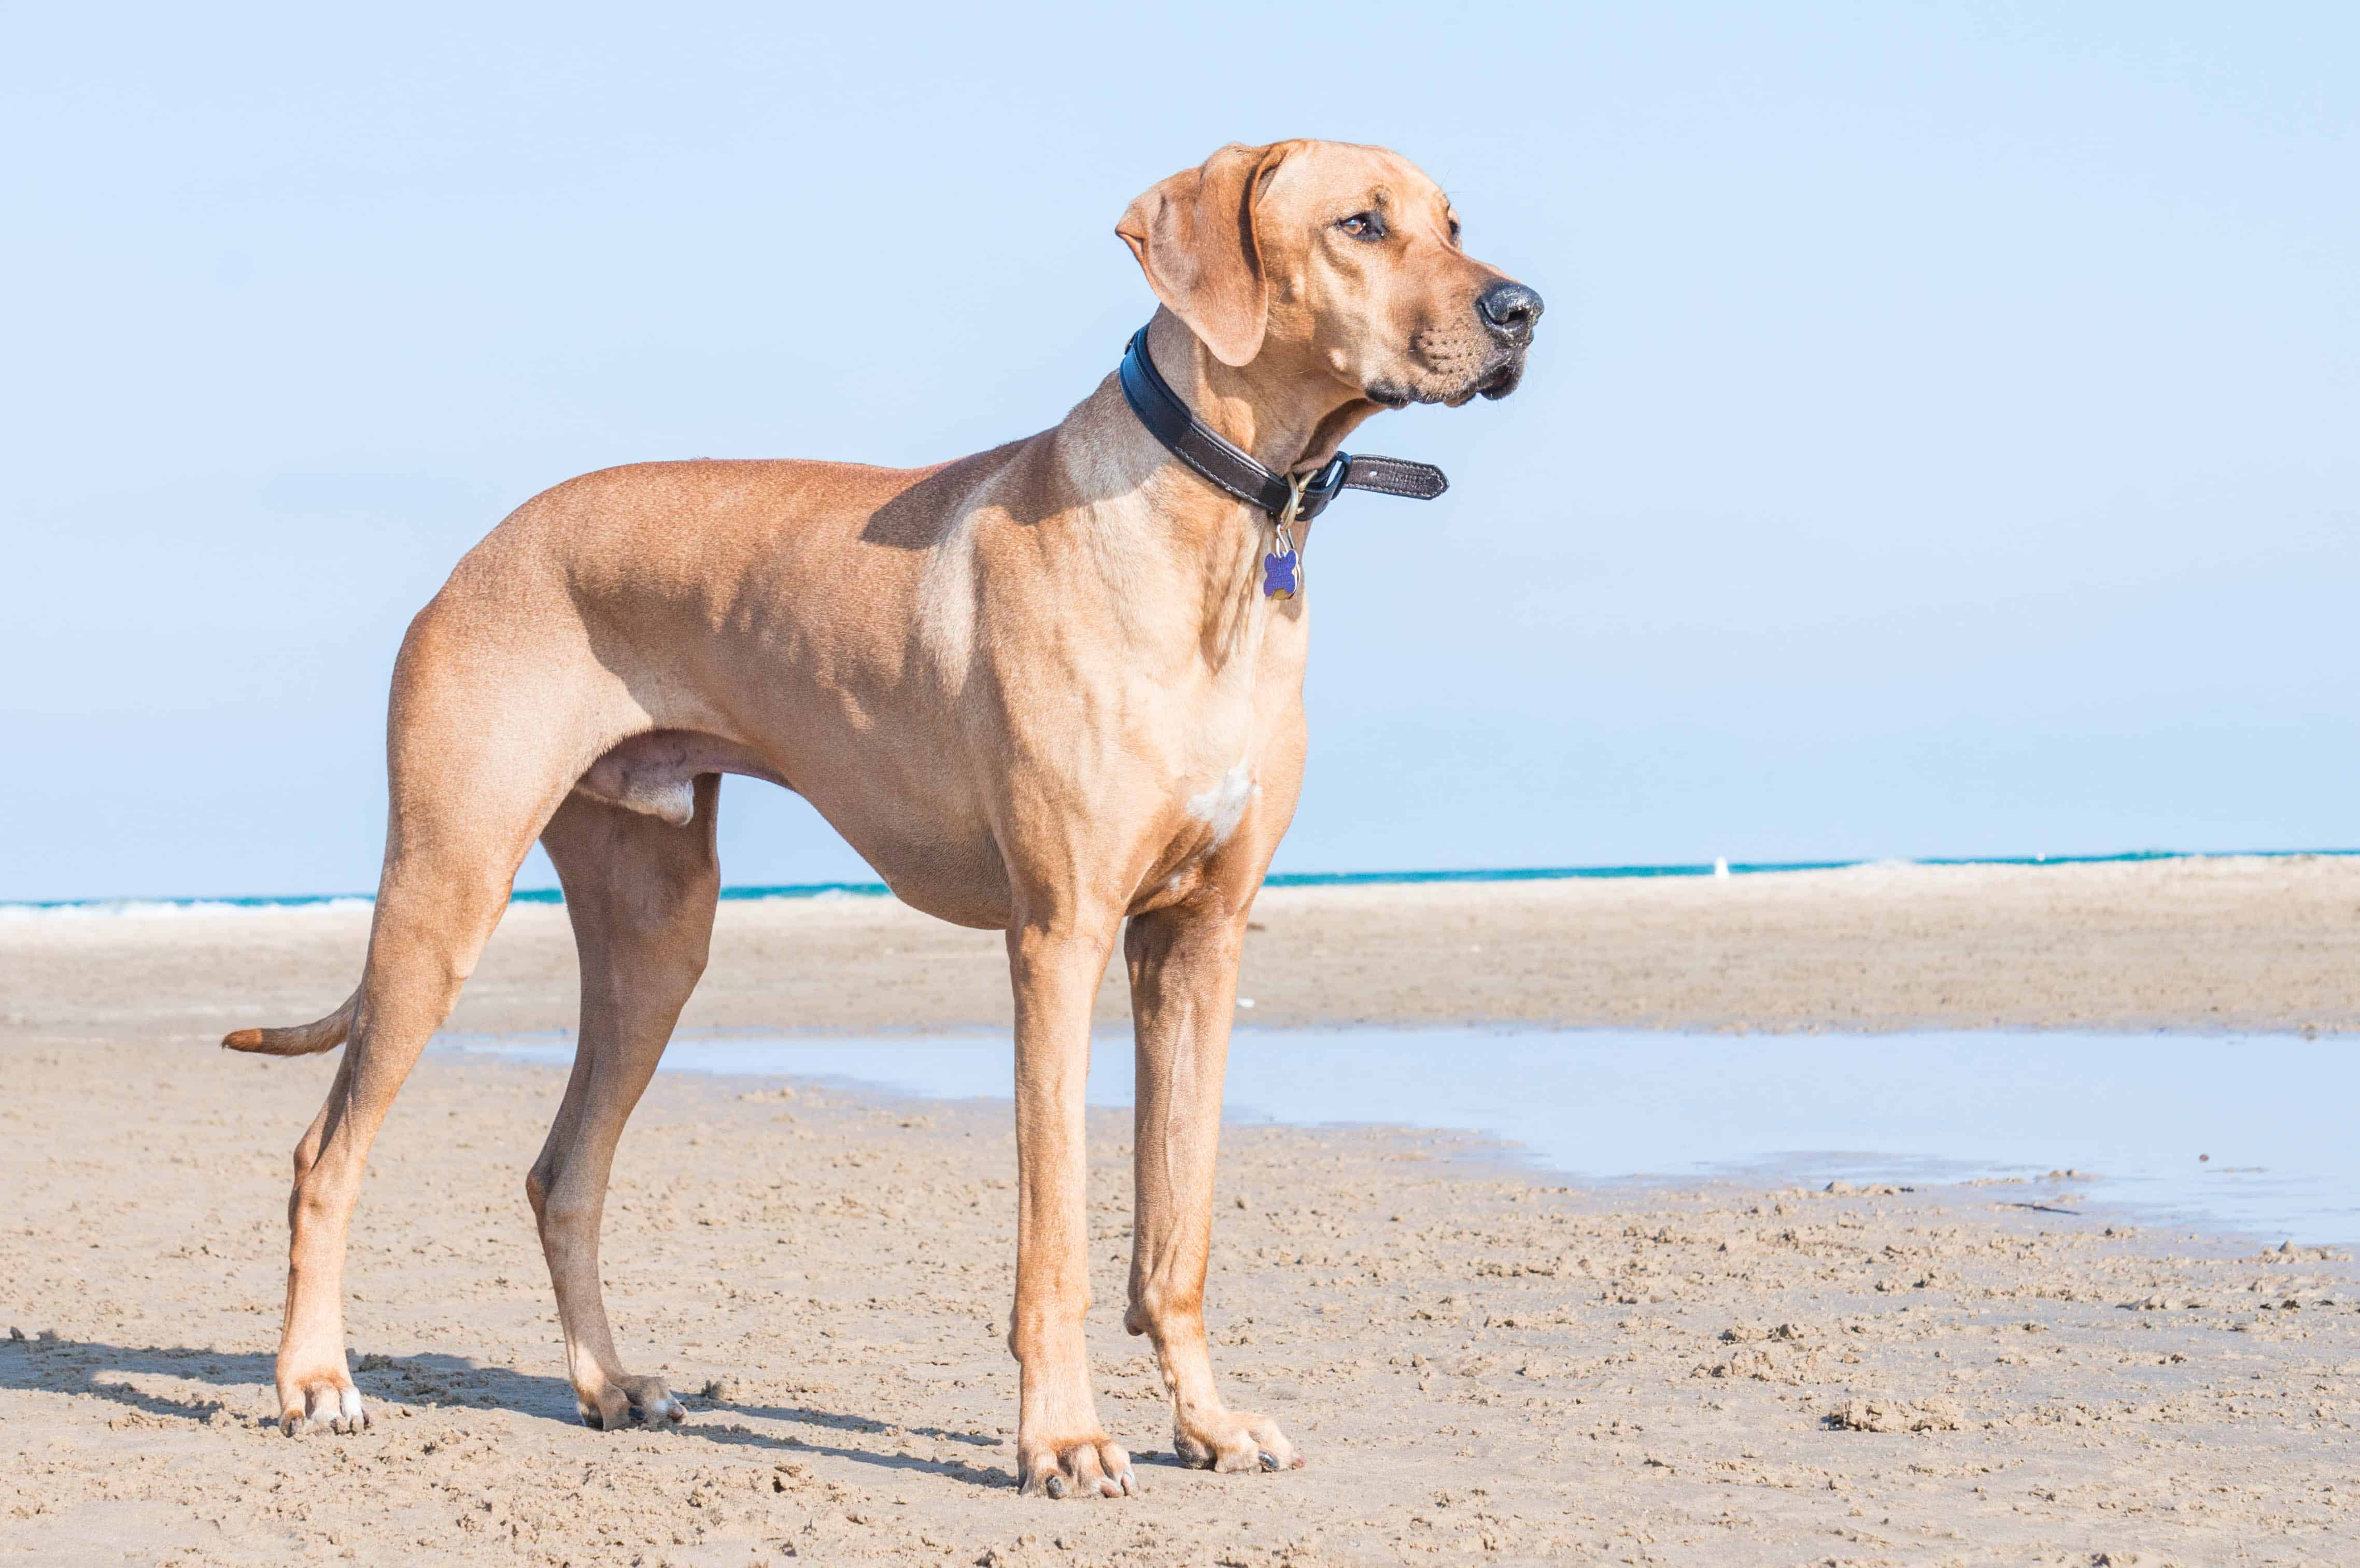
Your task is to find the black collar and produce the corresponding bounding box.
[1116,326,1447,522]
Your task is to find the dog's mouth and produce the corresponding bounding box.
[1466,356,1524,404]
[1367,348,1528,411]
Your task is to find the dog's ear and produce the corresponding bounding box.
[1117,142,1295,369]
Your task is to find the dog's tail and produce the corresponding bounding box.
[222,989,358,1057]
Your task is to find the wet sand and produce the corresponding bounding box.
[4,856,2357,1564]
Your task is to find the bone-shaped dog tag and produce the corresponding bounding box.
[1263,547,1299,600]
[1263,516,1301,600]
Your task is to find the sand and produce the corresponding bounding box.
[12,853,2358,1043]
[4,856,2357,1565]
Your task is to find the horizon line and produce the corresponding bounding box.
[6,846,2356,915]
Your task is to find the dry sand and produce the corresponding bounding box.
[11,852,2358,1043]
[4,856,2357,1565]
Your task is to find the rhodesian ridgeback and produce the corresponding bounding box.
[226,137,1541,1498]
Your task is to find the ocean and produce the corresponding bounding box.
[6,847,2352,917]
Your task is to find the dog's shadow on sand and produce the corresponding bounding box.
[0,1335,1021,1489]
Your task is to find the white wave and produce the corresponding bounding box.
[0,896,376,920]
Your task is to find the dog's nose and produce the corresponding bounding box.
[1477,280,1544,343]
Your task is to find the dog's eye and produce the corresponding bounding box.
[1336,212,1386,241]
[1447,217,1462,244]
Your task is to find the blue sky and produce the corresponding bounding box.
[3,3,2353,901]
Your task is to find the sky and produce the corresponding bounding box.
[2,3,2353,902]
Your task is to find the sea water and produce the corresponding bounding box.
[435,1027,2359,1248]
[12,847,2353,914]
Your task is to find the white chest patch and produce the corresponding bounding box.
[1185,759,1260,851]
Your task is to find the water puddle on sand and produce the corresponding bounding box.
[433,1028,2359,1248]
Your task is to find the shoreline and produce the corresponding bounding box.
[7,855,2357,1040]
[440,1041,2317,1258]
[433,1021,2358,1253]
[10,844,2358,919]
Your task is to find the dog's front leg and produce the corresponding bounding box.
[1121,899,1302,1473]
[1006,914,1137,1499]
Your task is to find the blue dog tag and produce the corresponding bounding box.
[1263,547,1299,600]
[1264,516,1302,600]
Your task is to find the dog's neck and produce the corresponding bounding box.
[1142,309,1382,476]
[1069,309,1394,663]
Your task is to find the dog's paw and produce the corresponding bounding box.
[279,1377,369,1437]
[578,1375,686,1430]
[1017,1432,1137,1499]
[1174,1408,1300,1473]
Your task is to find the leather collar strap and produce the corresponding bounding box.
[1117,326,1447,522]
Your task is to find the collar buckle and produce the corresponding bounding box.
[1291,453,1352,522]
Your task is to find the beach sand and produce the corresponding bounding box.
[4,856,2356,1564]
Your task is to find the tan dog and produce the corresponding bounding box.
[225,138,1541,1498]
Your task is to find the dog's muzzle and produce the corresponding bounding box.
[1472,280,1541,400]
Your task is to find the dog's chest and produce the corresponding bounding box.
[1147,634,1299,889]
[1180,755,1260,852]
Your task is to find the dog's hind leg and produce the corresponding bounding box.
[527,777,721,1430]
[271,622,617,1436]
[275,812,544,1435]
[1121,893,1301,1474]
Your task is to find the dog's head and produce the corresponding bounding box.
[1118,139,1540,408]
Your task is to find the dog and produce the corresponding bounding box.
[225,138,1541,1498]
